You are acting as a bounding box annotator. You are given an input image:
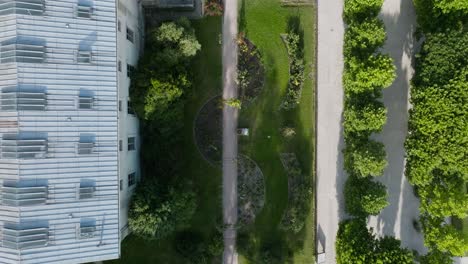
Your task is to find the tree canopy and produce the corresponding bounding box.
[344,138,387,178]
[344,175,389,217]
[344,18,386,57]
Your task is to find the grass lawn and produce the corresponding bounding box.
[237,0,316,263]
[107,16,223,264]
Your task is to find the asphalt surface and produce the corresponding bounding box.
[221,0,239,263]
[367,0,427,255]
[315,0,346,262]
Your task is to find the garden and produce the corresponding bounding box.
[107,16,224,264]
[235,0,317,263]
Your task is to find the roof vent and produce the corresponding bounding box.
[1,133,48,159]
[1,184,47,206]
[0,88,47,111]
[0,38,45,64]
[2,226,49,250]
[0,0,45,16]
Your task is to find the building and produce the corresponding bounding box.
[0,0,142,263]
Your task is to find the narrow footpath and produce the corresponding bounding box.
[222,0,239,263]
[368,0,427,254]
[315,0,346,262]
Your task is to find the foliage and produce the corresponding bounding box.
[204,0,223,16]
[279,154,312,233]
[343,99,387,136]
[344,18,386,57]
[280,32,306,110]
[237,35,265,103]
[343,0,384,23]
[129,180,197,240]
[344,54,396,95]
[344,175,389,217]
[224,98,242,109]
[413,0,468,32]
[421,215,468,256]
[419,249,453,264]
[336,218,414,264]
[174,229,222,264]
[344,138,387,178]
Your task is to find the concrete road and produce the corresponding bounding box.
[222,0,239,263]
[368,0,427,255]
[315,0,346,262]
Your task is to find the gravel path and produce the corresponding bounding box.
[367,0,427,255]
[315,0,346,262]
[222,0,239,263]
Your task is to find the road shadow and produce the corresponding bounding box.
[368,0,427,255]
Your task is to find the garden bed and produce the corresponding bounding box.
[279,153,312,233]
[194,95,222,165]
[237,155,265,226]
[237,35,265,104]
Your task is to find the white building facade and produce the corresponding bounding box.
[0,0,142,263]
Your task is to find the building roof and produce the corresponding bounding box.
[0,0,120,263]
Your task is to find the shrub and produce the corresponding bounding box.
[344,18,386,57]
[343,0,384,23]
[129,181,197,240]
[344,138,387,177]
[421,215,468,257]
[344,54,396,95]
[343,99,387,136]
[414,0,468,32]
[344,175,389,217]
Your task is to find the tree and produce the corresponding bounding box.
[374,236,414,264]
[336,218,377,263]
[413,0,468,32]
[337,218,414,264]
[344,54,396,95]
[343,0,384,23]
[421,215,468,257]
[343,99,387,136]
[344,138,387,177]
[344,175,389,217]
[344,18,386,57]
[129,180,197,240]
[419,249,453,264]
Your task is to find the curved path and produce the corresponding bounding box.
[368,0,426,255]
[315,0,346,262]
[222,0,239,263]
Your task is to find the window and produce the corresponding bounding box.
[127,100,135,115]
[0,87,47,111]
[126,27,134,43]
[127,137,135,151]
[119,140,122,151]
[128,173,135,187]
[77,134,95,155]
[127,64,135,78]
[119,179,123,191]
[118,60,122,72]
[118,100,122,111]
[1,133,48,159]
[78,95,94,109]
[117,20,121,32]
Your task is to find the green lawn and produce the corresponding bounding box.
[107,16,223,264]
[237,0,316,263]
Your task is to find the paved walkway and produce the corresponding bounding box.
[221,0,239,263]
[315,0,346,262]
[368,0,427,255]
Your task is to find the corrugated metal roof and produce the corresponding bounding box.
[0,0,119,263]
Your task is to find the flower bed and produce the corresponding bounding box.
[194,95,222,165]
[237,155,265,226]
[237,35,265,104]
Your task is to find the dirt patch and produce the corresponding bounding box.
[194,95,222,166]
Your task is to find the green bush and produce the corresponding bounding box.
[336,218,414,264]
[414,0,468,32]
[343,99,387,136]
[344,54,396,95]
[421,215,468,257]
[344,175,389,217]
[344,138,387,178]
[343,0,384,23]
[344,18,386,57]
[128,180,197,240]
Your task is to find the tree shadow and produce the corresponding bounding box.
[239,0,247,34]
